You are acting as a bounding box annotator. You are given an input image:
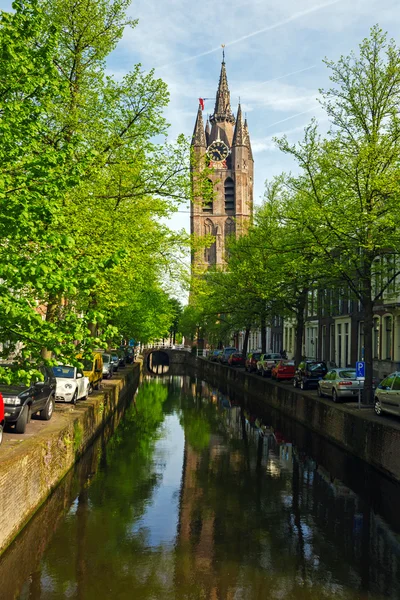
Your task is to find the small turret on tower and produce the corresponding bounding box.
[232,103,246,146]
[191,104,207,148]
[205,118,211,146]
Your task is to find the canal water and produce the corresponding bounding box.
[2,375,400,599]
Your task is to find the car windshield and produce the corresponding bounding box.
[339,370,356,379]
[103,354,110,363]
[283,361,295,366]
[252,353,261,360]
[309,363,325,371]
[83,359,93,371]
[111,354,118,360]
[53,366,75,379]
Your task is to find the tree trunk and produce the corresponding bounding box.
[363,294,374,404]
[294,289,307,364]
[41,296,59,360]
[260,309,267,353]
[241,326,251,357]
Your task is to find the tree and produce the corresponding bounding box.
[276,26,400,399]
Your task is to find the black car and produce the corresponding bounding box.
[293,360,328,390]
[0,365,56,433]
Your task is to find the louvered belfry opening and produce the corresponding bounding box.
[224,177,234,213]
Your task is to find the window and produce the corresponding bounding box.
[392,376,400,390]
[337,324,342,367]
[204,219,216,265]
[373,318,380,360]
[224,177,235,213]
[380,374,395,389]
[385,316,392,360]
[345,323,349,367]
[224,218,235,258]
[203,179,214,213]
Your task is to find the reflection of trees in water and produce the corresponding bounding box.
[14,376,400,600]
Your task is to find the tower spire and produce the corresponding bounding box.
[232,102,246,146]
[191,103,207,147]
[210,49,235,125]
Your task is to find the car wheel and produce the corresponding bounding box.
[293,378,298,388]
[40,396,55,420]
[374,398,382,415]
[71,390,78,405]
[0,423,3,445]
[89,383,93,395]
[15,405,29,434]
[332,389,338,403]
[300,380,307,390]
[317,385,324,398]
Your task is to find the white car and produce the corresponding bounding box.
[52,365,90,404]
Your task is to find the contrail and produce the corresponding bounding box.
[266,107,318,130]
[157,0,342,70]
[245,65,317,90]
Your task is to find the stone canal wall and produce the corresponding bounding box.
[0,364,140,556]
[192,356,400,482]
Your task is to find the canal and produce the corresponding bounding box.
[2,374,400,599]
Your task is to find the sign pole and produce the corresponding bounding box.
[356,361,365,410]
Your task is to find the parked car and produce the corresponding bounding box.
[256,353,282,377]
[0,392,4,445]
[318,368,366,402]
[228,353,246,367]
[53,365,90,404]
[0,365,56,433]
[110,352,119,372]
[245,351,262,373]
[374,372,400,417]
[112,349,126,368]
[102,353,114,379]
[77,352,103,393]
[209,350,223,362]
[120,346,134,364]
[293,360,328,390]
[219,347,238,364]
[271,360,296,381]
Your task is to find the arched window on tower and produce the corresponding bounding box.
[202,179,213,213]
[224,218,235,258]
[204,218,216,265]
[224,177,235,214]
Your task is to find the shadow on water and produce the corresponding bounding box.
[1,373,400,600]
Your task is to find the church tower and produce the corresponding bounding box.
[190,54,254,269]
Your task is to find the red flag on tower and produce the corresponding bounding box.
[199,98,205,110]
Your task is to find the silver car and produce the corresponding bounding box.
[374,372,400,417]
[318,368,365,402]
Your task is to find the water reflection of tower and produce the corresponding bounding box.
[175,436,225,598]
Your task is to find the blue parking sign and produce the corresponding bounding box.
[356,361,365,379]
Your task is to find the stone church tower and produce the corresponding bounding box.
[190,56,254,269]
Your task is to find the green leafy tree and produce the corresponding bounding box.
[276,26,400,398]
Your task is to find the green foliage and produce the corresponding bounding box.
[0,0,190,381]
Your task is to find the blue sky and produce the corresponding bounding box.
[1,0,400,234]
[109,0,400,233]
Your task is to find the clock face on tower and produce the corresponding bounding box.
[207,140,230,162]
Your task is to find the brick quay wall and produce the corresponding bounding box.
[0,363,140,556]
[179,353,400,482]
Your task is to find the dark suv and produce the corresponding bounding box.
[0,365,56,433]
[293,360,328,390]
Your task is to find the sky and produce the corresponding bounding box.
[103,0,400,234]
[1,0,400,234]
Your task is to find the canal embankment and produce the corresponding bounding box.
[0,363,140,556]
[190,355,400,482]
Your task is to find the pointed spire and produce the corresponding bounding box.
[191,103,207,147]
[205,118,211,145]
[232,103,246,146]
[210,56,235,125]
[244,117,253,160]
